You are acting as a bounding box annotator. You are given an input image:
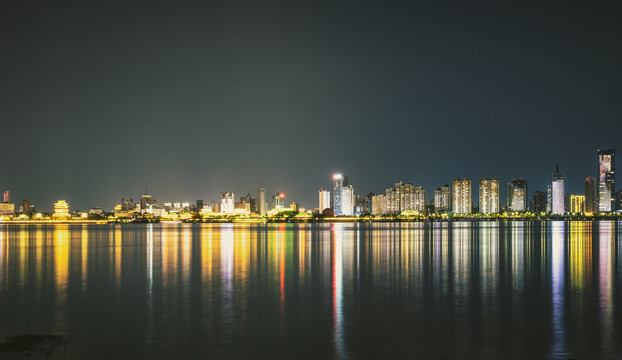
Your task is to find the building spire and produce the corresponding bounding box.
[556,163,559,173]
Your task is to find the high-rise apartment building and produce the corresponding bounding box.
[584,177,598,213]
[341,185,355,216]
[598,149,615,212]
[385,182,425,214]
[434,184,451,214]
[220,192,235,213]
[257,188,266,215]
[318,188,330,212]
[551,165,565,214]
[479,178,500,214]
[453,178,472,214]
[371,194,387,215]
[507,178,528,212]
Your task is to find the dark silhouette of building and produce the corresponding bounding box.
[530,191,547,213]
[585,177,598,213]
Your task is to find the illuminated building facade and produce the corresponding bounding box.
[551,165,565,214]
[3,191,9,203]
[53,200,70,219]
[364,193,374,214]
[584,177,598,213]
[434,184,451,214]
[220,192,235,213]
[507,178,528,212]
[257,188,266,215]
[236,193,253,212]
[479,178,500,214]
[570,195,585,213]
[385,182,425,214]
[0,203,15,216]
[452,178,472,214]
[598,149,615,212]
[371,194,387,215]
[272,192,285,210]
[318,188,330,212]
[341,185,354,216]
[332,174,354,216]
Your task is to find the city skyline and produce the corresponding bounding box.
[1,148,619,213]
[2,1,621,211]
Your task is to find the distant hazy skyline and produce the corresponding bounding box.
[1,1,620,211]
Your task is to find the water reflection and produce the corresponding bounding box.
[0,222,620,359]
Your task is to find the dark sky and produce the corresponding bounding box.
[1,1,621,211]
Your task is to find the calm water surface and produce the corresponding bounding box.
[1,221,621,359]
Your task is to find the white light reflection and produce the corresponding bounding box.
[550,221,566,358]
[221,224,234,340]
[332,224,345,359]
[145,224,154,342]
[598,221,613,354]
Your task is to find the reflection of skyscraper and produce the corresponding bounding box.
[257,188,266,215]
[319,188,331,212]
[434,184,451,214]
[508,178,528,212]
[452,178,471,214]
[585,177,598,213]
[598,149,615,212]
[479,178,500,214]
[552,165,565,215]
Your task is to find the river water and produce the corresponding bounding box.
[0,221,620,359]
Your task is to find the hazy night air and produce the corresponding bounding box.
[1,1,620,211]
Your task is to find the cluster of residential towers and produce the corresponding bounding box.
[321,149,618,216]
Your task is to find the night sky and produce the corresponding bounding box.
[2,1,621,211]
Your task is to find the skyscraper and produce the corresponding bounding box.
[434,184,451,214]
[598,149,615,212]
[479,178,500,214]
[570,195,585,213]
[318,188,330,212]
[341,185,355,216]
[220,192,235,213]
[272,193,285,210]
[452,178,472,214]
[584,177,598,213]
[551,165,565,215]
[257,188,266,215]
[3,191,9,203]
[507,178,528,212]
[332,174,354,216]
